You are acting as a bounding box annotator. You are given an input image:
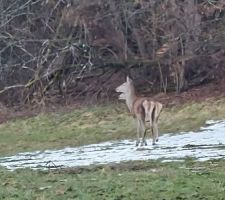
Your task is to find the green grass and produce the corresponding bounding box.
[0,104,133,156]
[1,98,225,156]
[0,159,225,199]
[160,99,225,133]
[1,99,225,199]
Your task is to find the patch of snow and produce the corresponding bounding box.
[0,120,225,170]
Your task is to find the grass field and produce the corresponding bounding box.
[0,159,225,200]
[1,98,225,199]
[1,98,225,156]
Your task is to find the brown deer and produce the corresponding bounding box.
[142,99,163,145]
[116,76,163,146]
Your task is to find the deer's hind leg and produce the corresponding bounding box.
[155,122,159,142]
[135,119,141,146]
[152,118,159,143]
[140,119,147,146]
[152,122,158,145]
[154,103,163,142]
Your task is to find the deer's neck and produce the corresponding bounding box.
[125,92,137,112]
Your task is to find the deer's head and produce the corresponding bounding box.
[115,76,134,100]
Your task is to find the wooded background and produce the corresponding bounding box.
[0,0,225,106]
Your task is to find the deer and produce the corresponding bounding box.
[142,99,163,145]
[115,76,163,146]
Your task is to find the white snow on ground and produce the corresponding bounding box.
[0,120,225,170]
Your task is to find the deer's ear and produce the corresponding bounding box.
[126,76,132,83]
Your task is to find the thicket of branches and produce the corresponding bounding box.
[0,0,225,106]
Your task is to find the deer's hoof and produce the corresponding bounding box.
[156,138,159,142]
[140,140,147,146]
